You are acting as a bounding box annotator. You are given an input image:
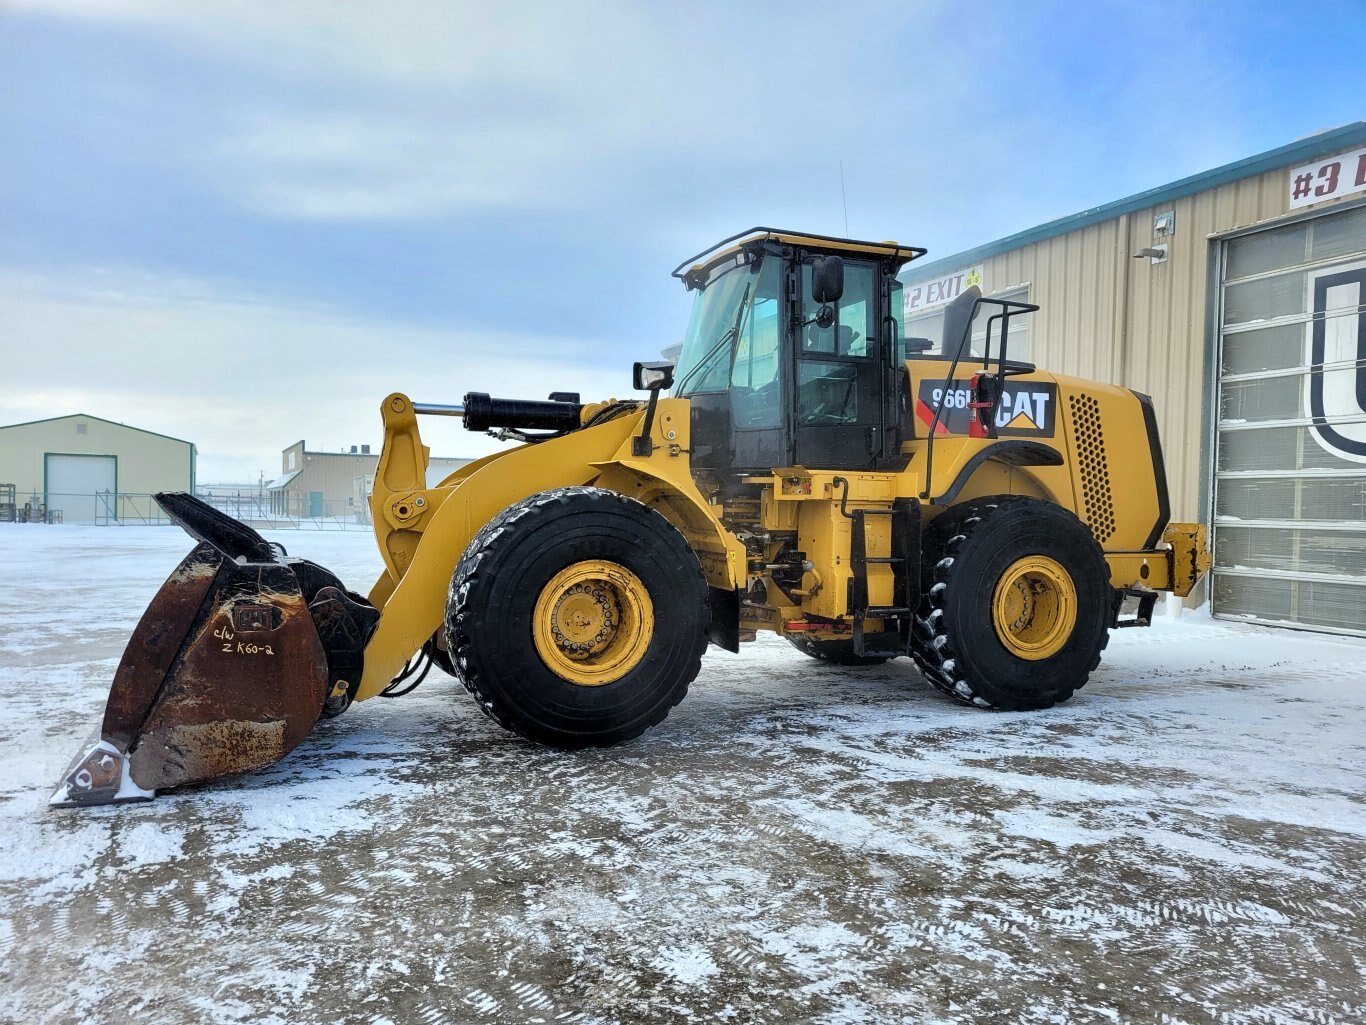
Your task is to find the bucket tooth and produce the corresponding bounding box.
[50,733,154,808]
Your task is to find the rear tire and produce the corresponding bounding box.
[446,487,709,747]
[785,636,891,666]
[910,496,1112,710]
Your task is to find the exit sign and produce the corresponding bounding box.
[904,265,983,315]
[1288,147,1366,209]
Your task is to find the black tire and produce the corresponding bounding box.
[910,496,1112,710]
[446,486,709,747]
[785,636,891,667]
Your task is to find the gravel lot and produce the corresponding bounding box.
[2,525,1364,1025]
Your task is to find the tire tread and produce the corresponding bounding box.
[447,486,708,746]
[909,496,1111,710]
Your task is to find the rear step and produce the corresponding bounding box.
[1116,587,1159,628]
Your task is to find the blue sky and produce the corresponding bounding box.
[3,0,1364,481]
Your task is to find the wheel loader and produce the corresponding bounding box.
[51,227,1210,808]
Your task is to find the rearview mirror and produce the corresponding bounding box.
[633,361,675,391]
[810,255,844,304]
[941,285,981,356]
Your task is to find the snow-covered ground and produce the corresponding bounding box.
[2,524,1364,1025]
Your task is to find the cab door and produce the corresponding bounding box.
[791,257,886,469]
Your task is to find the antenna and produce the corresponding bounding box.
[839,160,849,236]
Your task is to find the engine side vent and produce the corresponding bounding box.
[1068,393,1115,544]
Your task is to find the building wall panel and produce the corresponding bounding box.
[0,415,193,508]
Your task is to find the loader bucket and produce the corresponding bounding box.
[50,493,377,808]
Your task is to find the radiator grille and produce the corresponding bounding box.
[1069,393,1115,543]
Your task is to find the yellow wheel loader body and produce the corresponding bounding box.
[51,226,1209,808]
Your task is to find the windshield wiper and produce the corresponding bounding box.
[673,282,752,397]
[673,325,737,397]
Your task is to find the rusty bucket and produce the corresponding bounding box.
[51,493,377,808]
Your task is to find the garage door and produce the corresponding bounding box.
[1214,203,1366,633]
[45,454,116,525]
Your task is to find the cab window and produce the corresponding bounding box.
[729,259,782,428]
[801,262,876,357]
[797,362,860,424]
[796,259,878,427]
[674,260,760,396]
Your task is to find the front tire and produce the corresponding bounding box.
[911,496,1112,710]
[446,487,709,747]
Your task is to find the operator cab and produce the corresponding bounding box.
[670,228,926,476]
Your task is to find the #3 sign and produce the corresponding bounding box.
[1288,147,1366,210]
[1305,259,1366,463]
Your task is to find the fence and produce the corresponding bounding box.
[0,489,372,531]
[95,491,172,525]
[200,490,369,531]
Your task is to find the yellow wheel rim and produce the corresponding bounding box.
[532,560,654,686]
[991,556,1077,661]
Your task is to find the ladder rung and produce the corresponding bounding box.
[866,606,912,617]
[866,557,903,564]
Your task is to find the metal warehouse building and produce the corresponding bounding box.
[901,122,1366,635]
[267,439,470,520]
[0,414,196,524]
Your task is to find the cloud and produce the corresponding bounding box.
[8,0,1348,257]
[0,264,633,481]
[9,0,936,222]
[9,2,667,92]
[3,3,661,220]
[220,108,581,220]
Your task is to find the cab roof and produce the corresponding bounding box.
[672,227,927,288]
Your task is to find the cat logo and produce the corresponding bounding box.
[1305,261,1366,464]
[915,381,1056,437]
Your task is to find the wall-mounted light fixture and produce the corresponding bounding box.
[1133,245,1168,265]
